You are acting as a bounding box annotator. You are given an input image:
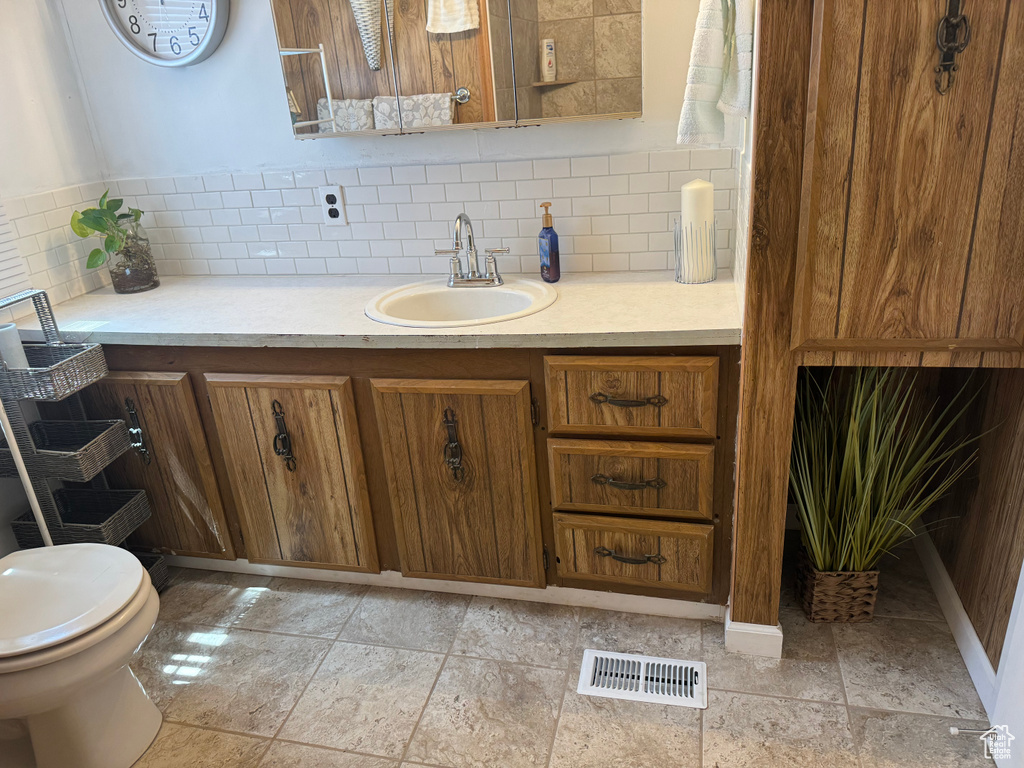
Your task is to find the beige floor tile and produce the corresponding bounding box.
[573,607,703,660]
[159,569,272,627]
[702,607,846,703]
[405,655,566,768]
[279,642,444,758]
[338,587,471,652]
[872,547,945,622]
[134,722,268,768]
[833,618,986,719]
[703,690,859,768]
[259,741,398,767]
[549,688,701,768]
[133,621,229,711]
[163,628,331,736]
[234,578,366,638]
[850,708,992,768]
[451,596,579,668]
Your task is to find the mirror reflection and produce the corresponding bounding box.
[270,0,643,137]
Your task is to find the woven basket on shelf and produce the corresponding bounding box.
[795,550,879,623]
[11,489,151,549]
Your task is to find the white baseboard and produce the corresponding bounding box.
[914,533,997,716]
[164,555,727,622]
[723,606,784,657]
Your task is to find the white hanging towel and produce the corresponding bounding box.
[718,0,754,116]
[426,0,479,34]
[677,0,726,145]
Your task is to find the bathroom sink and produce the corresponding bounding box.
[365,277,557,328]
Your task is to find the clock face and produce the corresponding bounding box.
[101,0,228,67]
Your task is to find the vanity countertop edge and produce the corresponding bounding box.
[15,271,743,350]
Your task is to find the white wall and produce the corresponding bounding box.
[0,0,102,197]
[55,0,704,178]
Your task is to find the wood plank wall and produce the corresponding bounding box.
[272,0,494,132]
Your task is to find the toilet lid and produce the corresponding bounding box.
[0,543,145,658]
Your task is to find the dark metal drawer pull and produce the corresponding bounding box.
[594,546,667,566]
[934,0,970,94]
[271,400,296,472]
[124,397,152,465]
[442,407,465,482]
[592,473,667,491]
[589,392,668,408]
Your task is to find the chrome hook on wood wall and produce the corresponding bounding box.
[935,0,971,95]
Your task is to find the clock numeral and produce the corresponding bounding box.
[116,0,126,7]
[188,27,200,46]
[129,15,141,34]
[198,3,209,21]
[147,32,157,51]
[170,36,182,55]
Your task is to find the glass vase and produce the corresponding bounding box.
[108,221,160,294]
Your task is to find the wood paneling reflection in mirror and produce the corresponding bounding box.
[270,0,642,137]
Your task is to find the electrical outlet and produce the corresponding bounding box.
[318,186,347,225]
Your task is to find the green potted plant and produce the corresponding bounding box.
[70,191,160,294]
[789,367,977,622]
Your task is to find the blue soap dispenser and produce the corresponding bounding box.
[538,202,560,283]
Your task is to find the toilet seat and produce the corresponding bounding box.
[0,544,145,660]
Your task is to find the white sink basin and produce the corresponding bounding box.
[365,277,557,328]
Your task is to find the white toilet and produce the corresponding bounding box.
[0,543,162,768]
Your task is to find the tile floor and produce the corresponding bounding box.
[130,544,991,768]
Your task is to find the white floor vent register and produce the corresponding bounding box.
[577,649,707,709]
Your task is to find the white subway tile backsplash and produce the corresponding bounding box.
[5,150,738,297]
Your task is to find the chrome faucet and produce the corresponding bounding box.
[436,213,507,287]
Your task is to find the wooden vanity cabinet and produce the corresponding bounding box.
[371,379,544,587]
[205,374,378,572]
[80,372,233,559]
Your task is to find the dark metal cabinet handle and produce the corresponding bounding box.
[591,473,667,491]
[594,546,667,566]
[124,397,152,465]
[935,0,970,94]
[271,400,296,472]
[442,407,465,482]
[589,392,668,408]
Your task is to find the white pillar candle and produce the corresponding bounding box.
[680,179,714,230]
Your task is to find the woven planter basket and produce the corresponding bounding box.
[350,0,395,71]
[795,551,879,623]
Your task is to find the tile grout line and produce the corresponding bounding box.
[542,613,582,768]
[263,586,368,746]
[395,597,474,765]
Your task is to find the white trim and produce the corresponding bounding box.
[992,552,1024,767]
[914,533,997,714]
[723,606,783,657]
[164,556,727,622]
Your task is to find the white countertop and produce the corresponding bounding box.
[19,271,743,349]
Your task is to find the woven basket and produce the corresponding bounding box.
[11,489,151,548]
[795,551,879,623]
[0,420,131,482]
[131,551,170,592]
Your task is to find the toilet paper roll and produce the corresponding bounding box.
[0,322,41,424]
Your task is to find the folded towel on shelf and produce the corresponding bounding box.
[677,0,726,145]
[373,93,454,130]
[718,0,754,116]
[317,98,375,132]
[426,0,479,33]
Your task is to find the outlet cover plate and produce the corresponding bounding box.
[318,185,347,225]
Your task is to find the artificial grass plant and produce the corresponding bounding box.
[790,367,978,572]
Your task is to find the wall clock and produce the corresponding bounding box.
[100,0,229,67]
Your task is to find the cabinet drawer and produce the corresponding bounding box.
[544,356,718,438]
[549,438,713,520]
[553,513,713,593]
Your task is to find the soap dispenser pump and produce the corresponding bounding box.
[538,202,560,283]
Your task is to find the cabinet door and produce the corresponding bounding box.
[80,372,233,559]
[372,379,544,587]
[792,1,1024,349]
[206,375,378,572]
